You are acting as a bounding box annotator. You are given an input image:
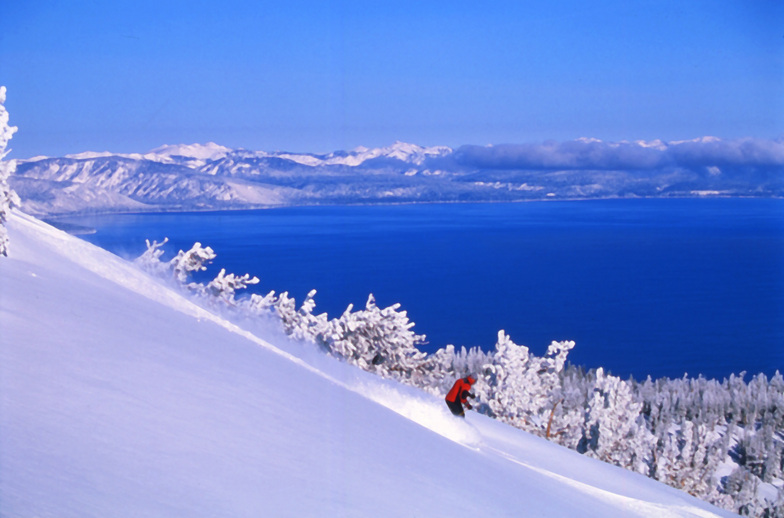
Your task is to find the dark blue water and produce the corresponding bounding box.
[60,199,784,381]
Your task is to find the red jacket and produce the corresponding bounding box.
[446,376,476,404]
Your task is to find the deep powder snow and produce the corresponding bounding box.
[0,211,735,517]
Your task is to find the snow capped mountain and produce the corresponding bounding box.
[10,138,783,216]
[338,141,452,166]
[11,142,465,215]
[65,150,141,160]
[148,142,232,160]
[63,143,233,169]
[269,141,452,167]
[0,210,737,517]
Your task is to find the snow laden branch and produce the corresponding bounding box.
[205,269,260,302]
[0,86,19,257]
[134,240,784,517]
[134,239,258,304]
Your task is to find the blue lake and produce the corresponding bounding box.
[60,198,784,381]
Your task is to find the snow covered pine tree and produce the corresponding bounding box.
[0,86,19,257]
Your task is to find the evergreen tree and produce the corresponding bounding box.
[169,242,217,285]
[324,295,426,383]
[204,268,259,303]
[272,291,300,335]
[725,467,762,516]
[480,332,574,434]
[584,368,651,471]
[479,330,534,426]
[550,366,591,449]
[135,238,217,290]
[277,289,330,343]
[134,238,171,276]
[0,86,19,257]
[246,290,279,315]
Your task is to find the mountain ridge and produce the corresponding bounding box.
[11,138,783,216]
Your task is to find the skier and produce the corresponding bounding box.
[445,375,476,417]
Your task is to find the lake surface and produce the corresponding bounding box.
[59,198,784,381]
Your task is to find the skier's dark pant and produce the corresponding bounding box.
[446,399,465,417]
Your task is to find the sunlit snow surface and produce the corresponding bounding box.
[0,211,734,517]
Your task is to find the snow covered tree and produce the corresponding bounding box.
[364,298,427,384]
[629,371,784,515]
[583,367,653,472]
[477,330,531,424]
[272,289,331,343]
[0,86,19,257]
[134,238,171,276]
[548,366,592,449]
[246,290,279,315]
[135,240,258,307]
[652,419,724,497]
[324,295,426,383]
[479,331,575,434]
[271,291,300,335]
[135,238,216,286]
[205,268,259,303]
[725,467,763,516]
[168,242,217,285]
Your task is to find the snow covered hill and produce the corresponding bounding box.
[0,210,736,517]
[11,137,783,216]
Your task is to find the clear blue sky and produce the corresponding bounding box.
[1,0,782,158]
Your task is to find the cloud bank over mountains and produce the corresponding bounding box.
[11,137,783,216]
[451,137,784,172]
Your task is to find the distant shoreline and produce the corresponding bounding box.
[35,194,784,224]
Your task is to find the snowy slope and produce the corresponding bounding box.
[0,211,735,517]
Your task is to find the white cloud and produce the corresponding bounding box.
[449,137,784,171]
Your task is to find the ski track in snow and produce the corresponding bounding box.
[329,375,728,518]
[482,444,722,518]
[350,378,483,449]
